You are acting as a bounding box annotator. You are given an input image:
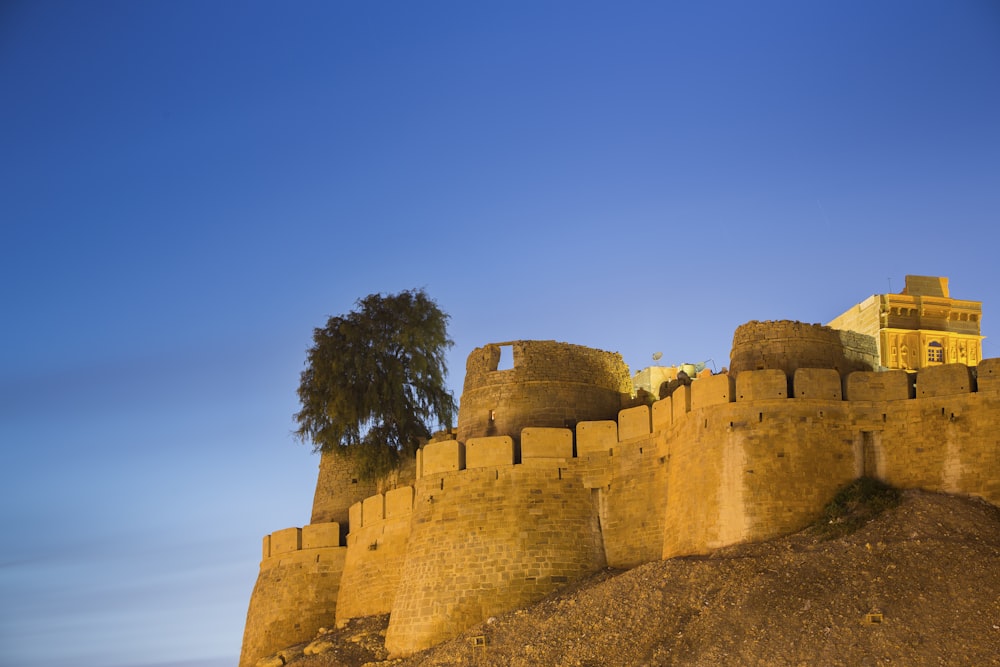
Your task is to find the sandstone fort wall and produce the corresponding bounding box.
[238,525,345,666]
[241,334,1000,666]
[333,486,414,626]
[310,451,415,528]
[383,461,606,656]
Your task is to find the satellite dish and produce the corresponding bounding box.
[652,352,663,362]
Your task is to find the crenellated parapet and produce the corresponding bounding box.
[658,361,1000,558]
[239,525,346,667]
[334,487,414,626]
[384,440,606,657]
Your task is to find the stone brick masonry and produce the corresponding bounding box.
[240,331,1000,666]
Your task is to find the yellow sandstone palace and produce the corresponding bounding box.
[828,275,982,371]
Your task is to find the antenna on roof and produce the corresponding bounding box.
[652,352,662,365]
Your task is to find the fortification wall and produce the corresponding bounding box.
[852,366,999,503]
[661,396,859,557]
[576,405,670,568]
[243,339,1000,664]
[383,441,606,657]
[729,320,879,377]
[334,487,414,625]
[239,525,345,667]
[660,361,1000,557]
[457,340,633,443]
[310,451,416,535]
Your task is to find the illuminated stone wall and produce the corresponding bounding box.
[383,459,605,656]
[457,340,633,444]
[334,486,414,625]
[729,320,879,378]
[240,333,1000,665]
[238,525,345,667]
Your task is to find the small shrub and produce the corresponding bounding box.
[815,477,901,539]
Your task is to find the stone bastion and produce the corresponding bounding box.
[456,340,633,445]
[730,320,880,378]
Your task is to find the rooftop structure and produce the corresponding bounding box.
[828,275,983,371]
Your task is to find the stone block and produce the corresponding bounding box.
[690,374,735,410]
[618,405,651,441]
[673,384,691,414]
[651,399,671,429]
[978,358,1000,393]
[793,368,842,400]
[262,534,271,559]
[421,439,465,475]
[521,427,573,459]
[845,370,913,401]
[736,369,787,401]
[302,522,341,549]
[385,486,414,518]
[270,527,302,555]
[916,363,975,398]
[362,494,385,527]
[349,502,362,532]
[576,420,617,455]
[466,436,515,469]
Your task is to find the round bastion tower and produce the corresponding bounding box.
[456,340,633,444]
[729,320,879,378]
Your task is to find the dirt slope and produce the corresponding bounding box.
[288,489,1000,667]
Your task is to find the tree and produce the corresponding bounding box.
[294,289,456,480]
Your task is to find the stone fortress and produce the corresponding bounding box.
[239,276,997,666]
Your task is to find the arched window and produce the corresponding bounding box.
[928,341,944,363]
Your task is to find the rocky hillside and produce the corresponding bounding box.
[275,487,1000,667]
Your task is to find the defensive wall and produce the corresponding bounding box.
[241,332,1000,666]
[238,524,345,667]
[310,449,416,530]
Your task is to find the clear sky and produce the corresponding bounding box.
[1,2,997,666]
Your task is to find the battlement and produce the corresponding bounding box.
[241,526,347,667]
[335,487,415,626]
[393,361,997,480]
[261,523,343,562]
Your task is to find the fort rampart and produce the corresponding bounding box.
[240,333,1000,666]
[238,524,345,667]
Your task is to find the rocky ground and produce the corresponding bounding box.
[280,488,1000,667]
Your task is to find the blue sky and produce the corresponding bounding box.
[1,2,998,666]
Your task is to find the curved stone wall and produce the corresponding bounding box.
[239,525,345,667]
[334,487,414,625]
[457,340,633,443]
[311,452,416,528]
[729,320,878,378]
[383,465,606,657]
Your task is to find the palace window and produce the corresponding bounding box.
[927,341,944,363]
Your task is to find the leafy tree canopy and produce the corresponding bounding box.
[294,289,457,480]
